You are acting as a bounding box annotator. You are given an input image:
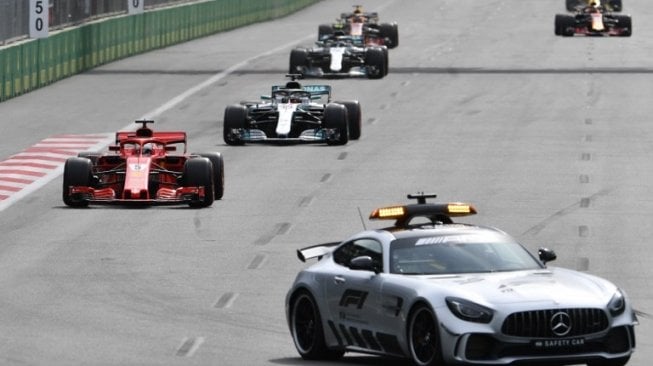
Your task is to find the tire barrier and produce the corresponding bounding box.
[0,0,318,102]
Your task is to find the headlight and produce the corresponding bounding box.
[608,289,626,316]
[446,297,493,323]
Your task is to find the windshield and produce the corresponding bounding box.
[390,233,542,275]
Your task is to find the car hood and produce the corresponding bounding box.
[418,267,615,307]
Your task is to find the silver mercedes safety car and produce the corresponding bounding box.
[285,193,637,366]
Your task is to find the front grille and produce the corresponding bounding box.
[502,308,609,338]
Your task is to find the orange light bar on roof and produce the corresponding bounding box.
[369,206,406,220]
[447,203,477,215]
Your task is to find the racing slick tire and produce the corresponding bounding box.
[318,24,334,40]
[379,22,399,48]
[365,47,387,79]
[587,356,630,366]
[556,14,576,37]
[323,103,349,145]
[407,303,445,366]
[614,15,632,36]
[77,151,99,165]
[289,48,308,75]
[289,290,344,360]
[63,157,93,207]
[554,14,565,35]
[335,100,361,140]
[182,157,214,208]
[566,0,583,12]
[609,0,622,12]
[194,152,224,200]
[223,105,247,146]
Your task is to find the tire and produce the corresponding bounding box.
[558,14,576,37]
[289,48,308,75]
[554,14,565,35]
[335,100,361,140]
[63,157,93,207]
[323,103,348,145]
[566,0,582,11]
[182,158,214,208]
[588,357,630,366]
[77,152,99,165]
[408,304,445,366]
[609,0,622,12]
[615,15,632,36]
[194,152,224,200]
[318,24,333,40]
[379,22,399,48]
[365,47,387,79]
[290,291,344,360]
[223,105,247,146]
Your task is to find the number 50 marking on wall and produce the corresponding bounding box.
[128,0,144,14]
[29,0,49,38]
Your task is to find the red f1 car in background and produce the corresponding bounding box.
[63,120,224,208]
[555,1,631,36]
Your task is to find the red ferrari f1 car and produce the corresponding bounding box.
[63,120,224,208]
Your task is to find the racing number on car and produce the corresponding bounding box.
[339,289,368,309]
[29,0,49,38]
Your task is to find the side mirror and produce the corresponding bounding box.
[349,256,379,273]
[538,248,557,265]
[260,95,271,100]
[108,145,120,151]
[165,146,176,152]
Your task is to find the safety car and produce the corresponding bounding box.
[63,120,224,208]
[286,193,637,366]
[223,75,361,145]
[555,2,632,36]
[318,5,399,49]
[290,33,388,79]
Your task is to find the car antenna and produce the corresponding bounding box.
[357,206,368,230]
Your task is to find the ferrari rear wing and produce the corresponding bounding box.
[297,241,341,262]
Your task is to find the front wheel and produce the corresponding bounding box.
[365,47,387,79]
[182,158,214,208]
[290,291,344,360]
[323,103,348,145]
[193,152,224,200]
[63,157,93,207]
[408,304,445,366]
[335,100,361,140]
[223,105,247,145]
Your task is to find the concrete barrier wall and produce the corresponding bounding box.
[0,0,319,102]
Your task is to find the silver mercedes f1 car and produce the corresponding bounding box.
[285,193,637,366]
[223,76,361,145]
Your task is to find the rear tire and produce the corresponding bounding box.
[63,157,93,207]
[323,103,348,145]
[194,152,224,200]
[609,0,622,12]
[335,100,361,140]
[290,291,344,360]
[318,24,334,40]
[365,47,387,79]
[182,158,214,208]
[223,105,247,146]
[408,304,445,366]
[379,22,399,48]
[566,0,583,11]
[289,48,308,75]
